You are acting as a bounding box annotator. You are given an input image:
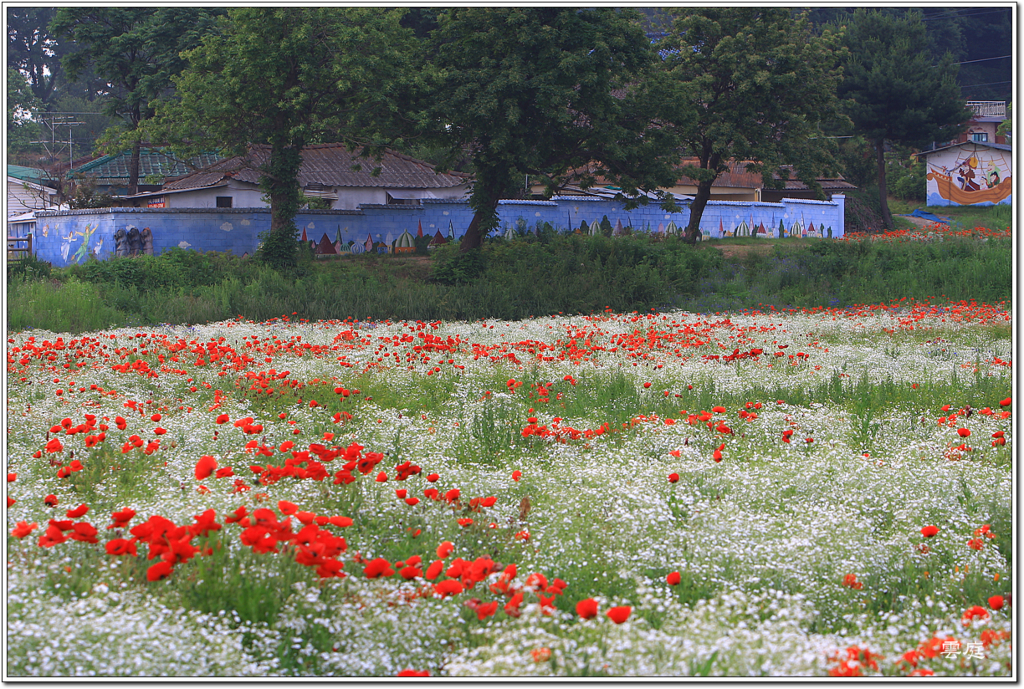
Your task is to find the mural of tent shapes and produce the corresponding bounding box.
[447,220,456,241]
[665,221,678,236]
[316,233,337,255]
[613,218,624,236]
[719,218,725,238]
[790,221,802,237]
[385,231,394,247]
[417,220,424,238]
[807,222,816,237]
[428,230,448,250]
[756,222,767,236]
[657,222,665,236]
[588,219,600,236]
[349,240,364,254]
[826,226,833,238]
[373,240,389,254]
[300,227,309,242]
[364,233,374,252]
[504,223,516,240]
[336,240,351,254]
[334,226,343,253]
[735,220,749,237]
[778,218,786,238]
[394,229,416,253]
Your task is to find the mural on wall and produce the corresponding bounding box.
[24,195,845,267]
[61,224,99,264]
[926,147,1012,206]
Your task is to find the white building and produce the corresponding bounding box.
[124,144,470,210]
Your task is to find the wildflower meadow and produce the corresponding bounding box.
[5,298,1013,677]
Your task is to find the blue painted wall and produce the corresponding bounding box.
[23,195,845,268]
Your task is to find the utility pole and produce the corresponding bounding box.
[29,112,86,174]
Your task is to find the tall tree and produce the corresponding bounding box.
[835,9,971,228]
[49,8,223,195]
[656,9,846,245]
[150,8,421,268]
[7,67,41,159]
[7,8,65,108]
[424,8,681,252]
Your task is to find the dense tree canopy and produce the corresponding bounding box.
[50,8,223,194]
[151,8,422,268]
[835,9,971,228]
[423,8,681,252]
[655,9,846,244]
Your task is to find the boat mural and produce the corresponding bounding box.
[926,170,1012,206]
[924,145,1012,206]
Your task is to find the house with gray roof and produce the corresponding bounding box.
[70,147,225,196]
[123,143,471,210]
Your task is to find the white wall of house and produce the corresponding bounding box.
[158,182,267,209]
[136,180,469,210]
[7,177,58,217]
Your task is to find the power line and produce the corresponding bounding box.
[955,55,1012,65]
[960,80,1013,89]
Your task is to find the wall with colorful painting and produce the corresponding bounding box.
[23,194,845,268]
[920,142,1012,207]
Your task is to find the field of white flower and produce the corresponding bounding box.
[5,301,1013,677]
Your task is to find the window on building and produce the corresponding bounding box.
[215,196,233,208]
[971,132,989,143]
[386,192,421,206]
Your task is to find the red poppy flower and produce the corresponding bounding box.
[11,521,37,539]
[475,600,499,620]
[6,473,16,482]
[433,578,464,598]
[328,516,353,528]
[920,525,940,538]
[576,598,599,619]
[989,595,1004,611]
[957,428,971,438]
[999,397,1011,407]
[146,561,174,582]
[277,500,298,515]
[666,571,681,586]
[65,503,89,519]
[968,538,984,551]
[426,473,439,482]
[425,559,445,580]
[396,670,430,677]
[712,406,727,413]
[841,573,863,590]
[43,494,58,507]
[363,557,395,578]
[962,605,990,626]
[512,470,522,481]
[606,606,631,624]
[194,455,217,481]
[375,471,388,482]
[437,541,454,558]
[668,473,679,483]
[153,427,166,435]
[504,591,524,617]
[105,538,138,556]
[45,437,64,453]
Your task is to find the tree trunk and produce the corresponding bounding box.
[875,139,893,230]
[127,140,141,196]
[682,178,714,245]
[459,190,500,253]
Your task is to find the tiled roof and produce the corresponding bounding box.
[71,148,225,182]
[164,144,470,191]
[675,158,763,189]
[7,164,53,184]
